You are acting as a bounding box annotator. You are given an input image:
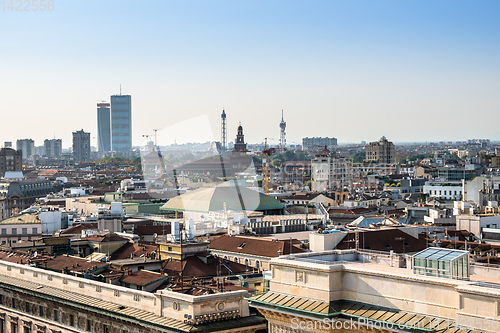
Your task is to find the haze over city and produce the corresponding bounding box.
[1,0,499,147]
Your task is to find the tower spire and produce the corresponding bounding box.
[221,109,227,153]
[279,110,286,153]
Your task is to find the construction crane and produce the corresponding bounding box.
[262,138,276,195]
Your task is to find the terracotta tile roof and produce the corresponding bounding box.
[133,225,171,236]
[110,242,158,260]
[163,255,249,278]
[120,270,167,286]
[336,228,427,253]
[37,254,108,273]
[209,234,305,258]
[86,233,128,243]
[60,223,98,235]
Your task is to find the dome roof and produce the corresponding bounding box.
[161,183,284,212]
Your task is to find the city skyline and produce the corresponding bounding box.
[1,0,499,146]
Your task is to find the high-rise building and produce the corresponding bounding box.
[365,136,395,164]
[43,139,62,158]
[302,137,337,150]
[279,110,286,152]
[311,148,353,192]
[221,109,227,153]
[72,129,91,163]
[0,148,22,177]
[97,102,111,152]
[233,124,247,153]
[16,139,35,161]
[111,94,132,153]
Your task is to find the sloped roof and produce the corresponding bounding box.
[0,213,41,225]
[161,183,284,212]
[209,234,305,258]
[163,255,249,278]
[60,223,98,235]
[110,242,158,260]
[120,270,167,286]
[336,228,426,253]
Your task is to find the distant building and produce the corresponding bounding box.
[111,94,132,153]
[233,124,247,153]
[97,102,111,152]
[311,148,353,192]
[16,139,35,161]
[0,179,53,219]
[43,139,62,158]
[72,129,91,163]
[0,148,22,178]
[3,142,12,148]
[302,137,337,150]
[365,136,395,163]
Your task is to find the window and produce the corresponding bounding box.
[11,228,16,235]
[69,314,74,327]
[22,228,27,235]
[54,310,59,322]
[104,325,109,333]
[86,319,91,332]
[1,229,5,235]
[25,302,30,312]
[39,305,44,317]
[12,298,17,309]
[167,247,172,251]
[32,228,38,234]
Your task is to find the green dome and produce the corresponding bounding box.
[160,183,284,213]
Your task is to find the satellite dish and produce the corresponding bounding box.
[234,214,241,223]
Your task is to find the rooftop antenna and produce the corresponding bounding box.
[119,84,122,95]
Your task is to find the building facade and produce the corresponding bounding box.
[311,149,353,192]
[0,148,22,178]
[72,130,91,163]
[97,102,112,152]
[111,95,132,153]
[43,139,62,158]
[0,259,265,333]
[302,137,337,150]
[249,249,499,333]
[16,139,35,162]
[365,136,395,163]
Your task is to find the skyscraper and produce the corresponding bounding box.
[16,139,35,161]
[72,129,91,163]
[43,139,62,158]
[97,102,111,152]
[110,94,132,153]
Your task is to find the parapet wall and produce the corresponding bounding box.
[0,259,249,322]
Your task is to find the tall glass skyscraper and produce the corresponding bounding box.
[110,95,132,152]
[97,102,111,152]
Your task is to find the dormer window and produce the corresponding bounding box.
[237,243,246,249]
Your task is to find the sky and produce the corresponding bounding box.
[0,0,499,148]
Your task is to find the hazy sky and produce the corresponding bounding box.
[1,0,499,148]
